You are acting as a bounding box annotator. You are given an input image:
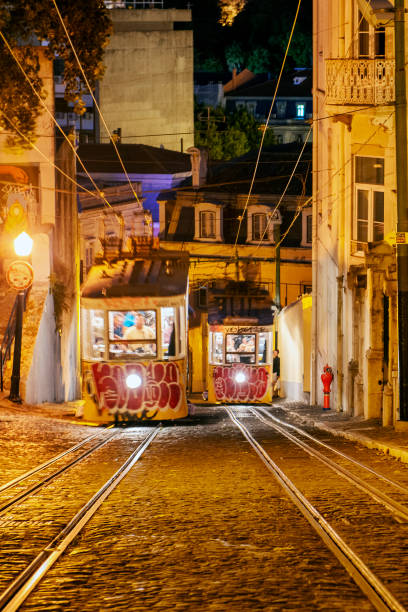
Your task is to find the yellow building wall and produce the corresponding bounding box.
[275,295,312,401]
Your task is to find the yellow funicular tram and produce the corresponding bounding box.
[206,281,275,404]
[80,217,189,423]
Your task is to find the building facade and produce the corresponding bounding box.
[98,6,194,152]
[158,145,313,393]
[312,0,401,425]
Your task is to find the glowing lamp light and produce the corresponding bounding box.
[14,232,33,257]
[126,373,142,389]
[235,372,246,384]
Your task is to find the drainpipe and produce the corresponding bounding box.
[395,0,408,420]
[336,122,346,413]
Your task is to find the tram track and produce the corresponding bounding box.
[0,425,161,612]
[248,406,408,522]
[0,428,119,515]
[225,405,407,612]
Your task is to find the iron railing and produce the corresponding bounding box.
[104,1,164,8]
[326,58,395,106]
[0,291,27,392]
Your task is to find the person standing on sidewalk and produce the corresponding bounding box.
[272,349,280,397]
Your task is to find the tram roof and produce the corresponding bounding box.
[81,249,189,299]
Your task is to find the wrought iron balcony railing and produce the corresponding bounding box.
[326,58,395,106]
[104,1,164,8]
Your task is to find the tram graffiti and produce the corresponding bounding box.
[89,361,183,416]
[212,364,269,402]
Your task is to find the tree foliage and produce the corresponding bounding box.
[0,0,112,149]
[193,0,312,74]
[195,103,275,161]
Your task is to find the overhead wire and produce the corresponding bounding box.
[244,11,369,255]
[50,0,141,206]
[0,29,123,215]
[231,0,302,252]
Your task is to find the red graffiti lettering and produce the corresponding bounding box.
[212,365,269,402]
[90,361,183,416]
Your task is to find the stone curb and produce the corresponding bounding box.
[291,412,408,465]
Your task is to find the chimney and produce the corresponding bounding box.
[187,147,207,188]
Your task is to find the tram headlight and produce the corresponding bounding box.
[126,373,142,389]
[235,372,246,384]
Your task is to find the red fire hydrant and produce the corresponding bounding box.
[321,365,334,411]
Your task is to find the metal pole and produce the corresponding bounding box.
[8,291,24,403]
[395,0,408,420]
[274,223,281,309]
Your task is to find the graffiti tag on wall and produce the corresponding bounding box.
[89,361,183,417]
[213,365,269,402]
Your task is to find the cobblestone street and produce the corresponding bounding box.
[1,402,408,610]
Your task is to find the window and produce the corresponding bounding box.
[296,103,305,118]
[108,310,157,359]
[258,333,268,364]
[247,205,280,244]
[210,332,224,364]
[81,309,106,361]
[161,307,175,359]
[194,202,223,242]
[354,156,384,243]
[301,209,313,246]
[200,210,216,239]
[225,334,256,364]
[252,213,267,241]
[358,11,385,58]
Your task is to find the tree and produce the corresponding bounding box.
[195,103,275,161]
[247,47,270,73]
[0,0,112,149]
[225,42,245,72]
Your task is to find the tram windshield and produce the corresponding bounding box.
[81,305,186,361]
[209,330,271,365]
[226,334,256,364]
[108,310,156,358]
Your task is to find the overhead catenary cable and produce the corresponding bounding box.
[231,0,302,252]
[0,29,121,215]
[51,0,141,206]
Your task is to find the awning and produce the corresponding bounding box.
[357,0,394,26]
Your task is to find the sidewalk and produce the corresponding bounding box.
[189,393,408,464]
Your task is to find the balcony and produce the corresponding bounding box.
[326,59,395,106]
[104,1,164,8]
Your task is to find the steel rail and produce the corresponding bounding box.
[0,426,160,612]
[249,407,408,522]
[225,406,405,612]
[255,406,408,495]
[0,426,114,494]
[0,431,119,515]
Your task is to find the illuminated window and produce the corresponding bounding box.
[354,157,384,242]
[81,309,105,361]
[296,104,305,118]
[210,332,224,364]
[108,310,157,359]
[225,334,256,364]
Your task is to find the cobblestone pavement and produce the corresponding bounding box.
[1,398,408,610]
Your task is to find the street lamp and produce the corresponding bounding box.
[7,231,33,403]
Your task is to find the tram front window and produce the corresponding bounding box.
[82,309,105,360]
[226,334,256,364]
[161,307,175,358]
[211,332,224,364]
[108,310,157,359]
[258,332,268,364]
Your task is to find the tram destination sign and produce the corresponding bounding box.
[210,325,270,334]
[6,260,34,290]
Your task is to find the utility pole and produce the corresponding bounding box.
[274,222,281,310]
[395,0,408,420]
